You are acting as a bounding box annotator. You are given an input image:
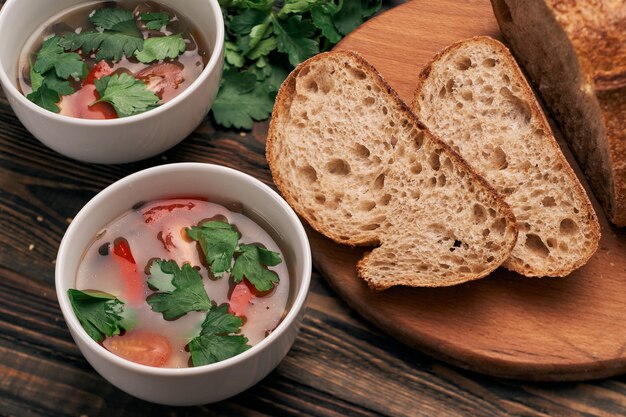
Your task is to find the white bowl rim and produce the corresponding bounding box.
[0,0,225,126]
[55,162,312,376]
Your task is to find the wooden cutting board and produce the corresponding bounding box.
[305,0,626,381]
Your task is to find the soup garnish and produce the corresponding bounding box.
[19,2,208,118]
[69,199,289,368]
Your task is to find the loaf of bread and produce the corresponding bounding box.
[491,0,626,226]
[267,50,518,289]
[412,36,600,277]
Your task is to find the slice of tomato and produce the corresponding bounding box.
[84,60,114,85]
[103,331,172,367]
[112,238,144,305]
[136,62,184,101]
[59,84,118,119]
[59,60,117,119]
[229,280,255,318]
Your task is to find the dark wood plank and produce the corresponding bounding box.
[1,0,626,416]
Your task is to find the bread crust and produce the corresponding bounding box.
[267,50,519,289]
[491,0,626,226]
[411,36,600,277]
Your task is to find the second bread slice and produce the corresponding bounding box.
[412,36,600,277]
[267,50,518,289]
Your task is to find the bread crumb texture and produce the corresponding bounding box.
[413,37,600,277]
[267,51,518,289]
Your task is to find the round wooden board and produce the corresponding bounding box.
[306,0,626,381]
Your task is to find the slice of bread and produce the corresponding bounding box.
[411,36,600,277]
[491,0,626,227]
[267,50,518,290]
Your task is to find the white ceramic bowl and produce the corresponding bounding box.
[55,163,312,405]
[0,0,224,164]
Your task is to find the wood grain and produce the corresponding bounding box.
[1,0,626,416]
[313,0,626,381]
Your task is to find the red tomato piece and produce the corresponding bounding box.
[84,60,114,85]
[229,281,255,318]
[112,238,144,305]
[136,62,184,100]
[103,332,172,367]
[59,84,117,119]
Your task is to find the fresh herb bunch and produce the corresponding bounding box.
[211,0,382,129]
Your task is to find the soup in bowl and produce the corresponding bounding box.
[55,163,312,405]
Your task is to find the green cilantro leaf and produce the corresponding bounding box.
[33,36,86,80]
[276,0,318,17]
[211,68,275,129]
[59,7,143,61]
[90,7,139,32]
[229,8,268,34]
[271,15,319,67]
[188,304,250,366]
[68,289,132,342]
[60,31,144,62]
[140,12,172,30]
[134,34,186,63]
[311,4,341,44]
[231,244,281,291]
[333,0,381,35]
[186,220,241,276]
[30,67,44,91]
[93,73,160,117]
[27,63,75,112]
[146,260,212,320]
[225,41,245,67]
[27,85,61,113]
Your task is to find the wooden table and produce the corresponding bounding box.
[2,2,626,416]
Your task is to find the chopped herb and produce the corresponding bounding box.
[59,7,143,61]
[135,34,186,63]
[231,244,281,292]
[32,36,86,80]
[140,12,172,30]
[188,304,250,366]
[146,260,212,320]
[186,220,241,276]
[211,0,381,129]
[93,73,160,117]
[68,289,133,342]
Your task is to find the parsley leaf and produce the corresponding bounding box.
[33,36,86,80]
[271,15,319,67]
[93,73,160,117]
[146,260,212,320]
[59,7,143,61]
[188,304,250,366]
[140,12,172,30]
[186,220,241,276]
[90,7,140,33]
[232,244,281,291]
[68,289,132,342]
[311,3,341,43]
[60,31,144,62]
[210,68,275,129]
[333,0,381,35]
[27,66,75,112]
[27,85,61,113]
[134,34,186,63]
